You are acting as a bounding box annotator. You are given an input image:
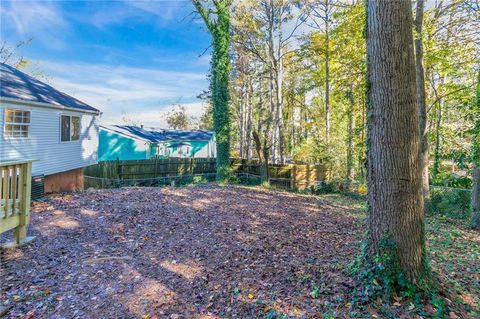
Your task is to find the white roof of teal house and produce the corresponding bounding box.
[100,125,214,142]
[0,63,100,114]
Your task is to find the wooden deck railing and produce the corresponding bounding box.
[0,159,35,247]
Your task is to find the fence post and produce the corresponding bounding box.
[190,158,193,178]
[291,165,296,189]
[115,158,120,179]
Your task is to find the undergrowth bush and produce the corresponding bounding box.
[429,187,471,219]
[432,172,472,188]
[312,181,338,194]
[350,239,440,318]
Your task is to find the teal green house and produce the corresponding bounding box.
[98,125,215,161]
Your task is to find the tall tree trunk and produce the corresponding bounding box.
[346,89,355,181]
[246,78,253,161]
[276,54,285,164]
[269,69,276,164]
[324,4,330,145]
[432,102,442,180]
[470,72,480,229]
[414,0,430,210]
[366,0,426,282]
[267,0,277,164]
[212,8,231,180]
[472,167,480,229]
[193,0,231,181]
[359,96,367,182]
[303,94,308,140]
[239,83,245,158]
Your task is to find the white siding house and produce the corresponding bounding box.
[0,63,101,192]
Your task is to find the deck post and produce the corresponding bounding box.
[1,160,35,248]
[14,161,33,243]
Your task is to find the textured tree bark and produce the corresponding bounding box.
[366,0,425,281]
[414,0,430,209]
[239,83,245,158]
[432,102,442,180]
[266,0,277,164]
[269,69,277,164]
[346,89,355,181]
[471,72,480,229]
[324,1,330,145]
[276,54,285,164]
[246,78,253,161]
[471,167,480,229]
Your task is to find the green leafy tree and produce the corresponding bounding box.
[163,105,191,130]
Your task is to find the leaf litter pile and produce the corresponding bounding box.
[1,185,478,318]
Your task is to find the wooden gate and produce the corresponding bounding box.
[0,160,35,247]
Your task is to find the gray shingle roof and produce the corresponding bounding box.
[0,63,100,113]
[101,125,214,142]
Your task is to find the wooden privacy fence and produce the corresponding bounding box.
[85,158,217,180]
[230,159,327,190]
[85,158,327,190]
[0,159,35,247]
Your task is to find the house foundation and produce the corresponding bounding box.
[45,168,84,193]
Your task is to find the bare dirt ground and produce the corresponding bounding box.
[1,185,363,319]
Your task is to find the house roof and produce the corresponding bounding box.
[0,63,100,113]
[100,125,214,142]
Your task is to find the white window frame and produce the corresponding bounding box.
[60,114,81,142]
[3,109,31,139]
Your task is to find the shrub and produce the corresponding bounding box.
[192,175,208,184]
[313,181,338,194]
[430,187,471,219]
[357,183,368,195]
[432,172,472,188]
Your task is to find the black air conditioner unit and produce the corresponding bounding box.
[31,175,45,201]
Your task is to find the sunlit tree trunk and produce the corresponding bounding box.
[432,102,442,180]
[414,0,430,210]
[239,83,245,158]
[472,167,480,229]
[276,53,285,164]
[324,4,330,145]
[246,78,253,160]
[366,0,426,281]
[471,72,480,229]
[346,88,355,181]
[266,1,277,164]
[269,69,276,164]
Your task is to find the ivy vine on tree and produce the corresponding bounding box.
[193,0,231,181]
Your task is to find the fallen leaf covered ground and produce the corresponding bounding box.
[0,185,478,318]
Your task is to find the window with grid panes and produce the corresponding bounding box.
[4,109,30,138]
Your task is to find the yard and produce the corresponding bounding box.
[1,185,478,318]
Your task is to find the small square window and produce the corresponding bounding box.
[4,109,30,138]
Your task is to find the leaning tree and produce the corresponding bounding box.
[365,0,427,283]
[193,0,231,181]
